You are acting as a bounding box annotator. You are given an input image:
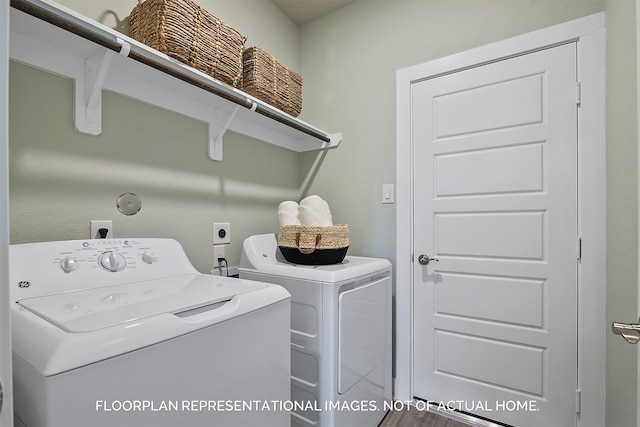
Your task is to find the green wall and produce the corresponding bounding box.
[605,1,638,426]
[9,61,302,271]
[9,0,302,272]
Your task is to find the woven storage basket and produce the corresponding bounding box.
[129,0,246,87]
[241,46,303,117]
[278,224,349,265]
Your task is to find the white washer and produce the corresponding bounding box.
[239,233,392,427]
[10,238,291,427]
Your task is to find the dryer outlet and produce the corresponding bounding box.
[213,222,231,244]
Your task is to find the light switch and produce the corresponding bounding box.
[382,184,395,204]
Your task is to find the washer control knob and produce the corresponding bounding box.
[99,251,127,272]
[59,257,78,273]
[141,252,155,264]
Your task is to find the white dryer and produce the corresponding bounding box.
[10,238,291,427]
[239,233,392,427]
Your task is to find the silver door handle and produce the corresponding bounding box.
[612,320,640,344]
[418,254,439,265]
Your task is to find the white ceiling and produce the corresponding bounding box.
[271,0,357,25]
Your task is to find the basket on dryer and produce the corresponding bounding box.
[277,224,349,265]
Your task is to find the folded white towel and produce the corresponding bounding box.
[300,195,331,216]
[278,201,301,225]
[300,195,332,225]
[279,210,301,226]
[279,201,299,212]
[299,205,333,227]
[278,196,334,227]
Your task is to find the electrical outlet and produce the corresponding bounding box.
[213,222,231,244]
[213,245,226,264]
[90,220,113,239]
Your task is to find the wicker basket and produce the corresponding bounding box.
[241,46,303,117]
[277,224,349,265]
[129,0,246,87]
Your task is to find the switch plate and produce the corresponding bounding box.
[90,220,113,239]
[213,222,231,244]
[382,184,395,204]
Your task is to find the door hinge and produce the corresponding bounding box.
[575,82,582,107]
[575,389,582,414]
[576,237,582,260]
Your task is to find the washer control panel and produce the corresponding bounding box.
[50,239,161,274]
[10,238,199,299]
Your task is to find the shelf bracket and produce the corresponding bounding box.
[209,104,243,161]
[76,38,130,135]
[326,132,343,150]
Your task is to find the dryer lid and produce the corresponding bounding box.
[240,234,391,282]
[16,274,268,332]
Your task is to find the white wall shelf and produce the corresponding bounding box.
[9,0,342,161]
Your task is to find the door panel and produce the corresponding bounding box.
[434,73,544,138]
[435,273,544,327]
[412,43,578,427]
[435,330,544,395]
[435,142,544,196]
[435,211,545,259]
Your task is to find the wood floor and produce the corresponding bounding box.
[378,405,473,427]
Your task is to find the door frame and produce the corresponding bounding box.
[0,1,12,426]
[636,2,640,426]
[396,13,606,427]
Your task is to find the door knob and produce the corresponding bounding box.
[418,254,439,265]
[612,320,640,344]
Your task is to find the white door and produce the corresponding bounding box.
[412,42,578,427]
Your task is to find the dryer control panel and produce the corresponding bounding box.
[10,238,199,300]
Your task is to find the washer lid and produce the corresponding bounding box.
[16,274,268,332]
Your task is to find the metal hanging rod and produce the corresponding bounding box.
[9,0,332,144]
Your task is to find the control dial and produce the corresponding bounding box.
[59,257,79,273]
[141,252,155,264]
[98,251,127,272]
